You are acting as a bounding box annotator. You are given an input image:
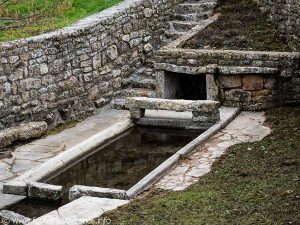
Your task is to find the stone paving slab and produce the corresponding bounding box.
[156,111,271,191]
[27,197,129,225]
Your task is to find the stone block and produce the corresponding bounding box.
[242,75,264,91]
[130,108,145,119]
[3,181,27,196]
[252,89,272,97]
[28,182,63,200]
[192,109,220,123]
[224,89,252,102]
[0,122,47,148]
[69,185,128,201]
[106,45,118,60]
[126,97,221,113]
[0,210,32,225]
[219,75,242,88]
[264,78,277,89]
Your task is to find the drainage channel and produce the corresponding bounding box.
[8,126,203,220]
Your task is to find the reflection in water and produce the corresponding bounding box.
[11,127,202,219]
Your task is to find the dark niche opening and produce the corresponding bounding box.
[164,72,207,100]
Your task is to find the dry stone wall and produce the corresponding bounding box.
[0,0,182,130]
[254,0,300,51]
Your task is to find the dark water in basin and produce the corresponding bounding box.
[10,127,202,219]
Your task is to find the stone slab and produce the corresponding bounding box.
[26,197,129,225]
[3,181,27,196]
[69,185,128,201]
[28,182,63,201]
[126,97,220,112]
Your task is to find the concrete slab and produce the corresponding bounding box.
[27,197,129,225]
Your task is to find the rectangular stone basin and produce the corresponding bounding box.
[9,126,203,219]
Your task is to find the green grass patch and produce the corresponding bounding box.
[184,0,291,51]
[0,0,122,41]
[88,106,300,225]
[46,120,80,136]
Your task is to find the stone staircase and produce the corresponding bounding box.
[165,0,218,40]
[120,67,157,98]
[115,0,219,105]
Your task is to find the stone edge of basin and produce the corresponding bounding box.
[3,181,63,201]
[69,185,128,201]
[126,107,240,198]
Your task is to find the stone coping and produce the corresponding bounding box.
[157,48,300,58]
[0,0,147,46]
[155,63,281,75]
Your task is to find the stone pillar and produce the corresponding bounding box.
[206,74,219,100]
[130,108,145,119]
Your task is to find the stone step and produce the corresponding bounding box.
[171,11,213,21]
[131,67,155,78]
[121,88,156,98]
[185,0,218,3]
[168,20,199,32]
[164,30,186,39]
[177,2,217,14]
[123,76,156,90]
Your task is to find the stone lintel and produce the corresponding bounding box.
[126,97,221,113]
[154,63,280,75]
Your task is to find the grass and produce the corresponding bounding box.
[0,0,122,41]
[46,120,80,136]
[184,0,291,51]
[87,106,300,225]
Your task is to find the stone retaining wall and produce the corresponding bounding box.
[0,0,181,130]
[254,0,300,51]
[155,49,300,110]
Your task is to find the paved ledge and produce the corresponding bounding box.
[0,108,130,210]
[156,111,271,191]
